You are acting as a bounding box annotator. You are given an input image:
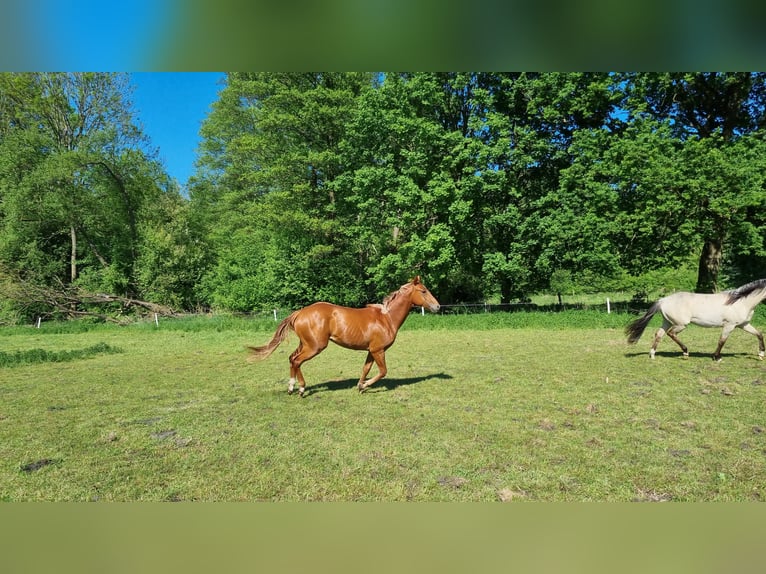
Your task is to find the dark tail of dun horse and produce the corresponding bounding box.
[625,302,661,344]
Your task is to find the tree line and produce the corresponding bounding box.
[2,72,766,322]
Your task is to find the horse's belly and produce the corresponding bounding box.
[690,316,721,328]
[691,309,748,327]
[330,335,370,351]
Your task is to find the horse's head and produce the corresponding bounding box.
[408,276,440,312]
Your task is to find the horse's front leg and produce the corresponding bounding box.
[357,352,375,391]
[358,350,388,393]
[740,323,765,360]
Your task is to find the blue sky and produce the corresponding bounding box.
[130,72,226,187]
[9,0,172,69]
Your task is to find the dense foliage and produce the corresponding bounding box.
[2,72,766,321]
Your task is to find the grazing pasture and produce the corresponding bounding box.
[1,310,766,501]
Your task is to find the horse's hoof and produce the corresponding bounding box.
[287,389,293,395]
[758,354,764,361]
[682,354,689,360]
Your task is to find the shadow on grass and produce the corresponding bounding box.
[624,350,752,360]
[304,372,454,395]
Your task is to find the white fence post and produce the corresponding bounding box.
[606,298,611,314]
[273,309,278,321]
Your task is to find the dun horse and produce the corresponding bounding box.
[248,276,440,396]
[625,278,766,361]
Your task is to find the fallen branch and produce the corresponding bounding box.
[0,275,178,323]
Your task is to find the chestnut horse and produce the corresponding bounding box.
[248,276,440,396]
[626,278,766,361]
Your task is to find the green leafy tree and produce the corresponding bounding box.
[549,269,573,305]
[0,73,179,320]
[336,73,489,301]
[135,186,210,309]
[622,72,766,291]
[679,134,766,291]
[186,71,766,311]
[0,73,161,289]
[541,116,695,290]
[191,73,375,310]
[480,72,619,300]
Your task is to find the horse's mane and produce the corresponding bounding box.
[725,278,766,304]
[364,288,401,314]
[380,282,412,310]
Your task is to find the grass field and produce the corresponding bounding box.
[2,309,766,501]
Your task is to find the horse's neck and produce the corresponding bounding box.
[731,285,766,310]
[749,287,766,305]
[384,291,413,330]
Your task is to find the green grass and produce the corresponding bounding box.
[0,342,121,367]
[2,310,766,501]
[528,291,636,306]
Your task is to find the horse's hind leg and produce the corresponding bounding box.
[666,325,689,358]
[650,320,671,359]
[288,339,327,397]
[712,324,737,362]
[741,323,766,360]
[287,343,302,394]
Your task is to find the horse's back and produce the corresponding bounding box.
[661,291,747,327]
[299,301,379,320]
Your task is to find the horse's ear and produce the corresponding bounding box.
[412,275,421,284]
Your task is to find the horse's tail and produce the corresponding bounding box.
[247,312,298,361]
[625,301,661,344]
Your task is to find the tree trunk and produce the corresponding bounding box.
[500,278,512,305]
[70,225,77,283]
[695,238,722,293]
